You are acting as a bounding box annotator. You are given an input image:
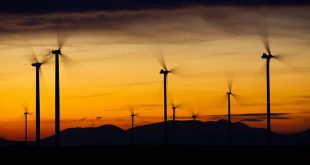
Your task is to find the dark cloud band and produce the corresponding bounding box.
[0,0,309,14]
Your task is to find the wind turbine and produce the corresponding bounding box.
[51,27,72,146]
[226,78,235,146]
[191,112,199,145]
[159,62,169,145]
[130,109,137,145]
[171,102,181,144]
[258,23,284,146]
[91,114,102,128]
[94,116,102,127]
[23,107,30,144]
[171,102,182,123]
[158,50,179,145]
[31,53,51,146]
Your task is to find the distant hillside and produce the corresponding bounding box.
[0,138,11,146]
[1,120,309,146]
[41,124,128,146]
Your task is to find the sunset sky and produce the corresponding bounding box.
[0,0,309,141]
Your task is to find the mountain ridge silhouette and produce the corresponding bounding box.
[2,120,310,146]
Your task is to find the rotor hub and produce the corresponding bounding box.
[31,62,42,67]
[262,53,272,59]
[52,49,61,55]
[160,69,169,74]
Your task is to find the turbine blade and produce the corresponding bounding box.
[224,71,235,92]
[42,54,53,64]
[170,97,181,108]
[155,45,167,70]
[30,48,39,63]
[231,93,241,103]
[169,65,185,77]
[257,16,271,55]
[196,112,200,117]
[60,54,75,66]
[226,77,233,92]
[29,49,39,64]
[272,54,295,67]
[175,103,182,109]
[56,24,72,49]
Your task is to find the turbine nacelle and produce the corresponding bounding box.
[130,111,137,117]
[226,91,232,95]
[31,62,42,68]
[262,53,273,59]
[52,49,62,55]
[192,115,197,120]
[160,69,169,75]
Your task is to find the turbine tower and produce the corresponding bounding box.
[191,112,199,145]
[24,107,30,144]
[157,47,179,145]
[130,110,137,145]
[262,50,273,146]
[52,47,61,146]
[226,79,233,146]
[259,26,283,145]
[160,67,169,145]
[31,53,51,146]
[171,102,182,123]
[51,26,72,146]
[171,102,181,144]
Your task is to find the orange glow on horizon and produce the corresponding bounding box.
[0,6,310,141]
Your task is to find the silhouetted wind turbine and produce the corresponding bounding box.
[51,27,72,146]
[130,109,137,145]
[191,112,199,145]
[258,24,284,146]
[94,116,102,127]
[171,102,181,144]
[158,51,179,145]
[23,107,30,144]
[226,78,235,146]
[91,114,102,127]
[31,52,51,146]
[171,102,182,123]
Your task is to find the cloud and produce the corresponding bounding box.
[298,95,310,99]
[201,6,310,40]
[240,118,265,122]
[208,113,293,122]
[0,5,309,47]
[42,118,89,123]
[231,113,291,117]
[0,9,224,44]
[0,0,309,14]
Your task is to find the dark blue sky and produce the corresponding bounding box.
[0,0,309,13]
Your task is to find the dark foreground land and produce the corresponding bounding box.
[0,146,309,162]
